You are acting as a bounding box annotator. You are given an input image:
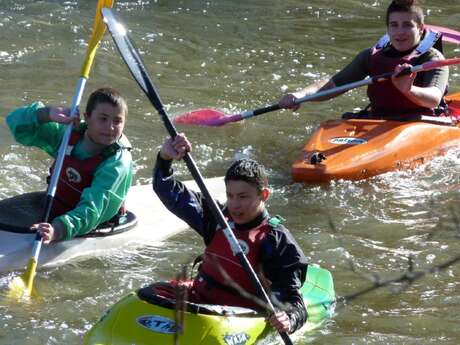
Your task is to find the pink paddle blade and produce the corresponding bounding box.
[174,108,242,126]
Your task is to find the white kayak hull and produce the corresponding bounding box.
[0,177,225,273]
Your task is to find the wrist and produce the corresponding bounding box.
[156,152,174,177]
[51,220,67,241]
[159,150,173,161]
[403,85,422,104]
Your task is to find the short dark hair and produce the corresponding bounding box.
[225,159,268,192]
[85,87,128,117]
[386,0,424,26]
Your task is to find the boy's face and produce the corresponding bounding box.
[84,102,126,146]
[387,11,423,52]
[225,180,270,225]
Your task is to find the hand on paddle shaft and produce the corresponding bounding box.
[267,311,292,333]
[37,106,81,127]
[30,222,66,245]
[391,63,417,94]
[159,133,192,161]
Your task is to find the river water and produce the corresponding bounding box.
[1,0,460,344]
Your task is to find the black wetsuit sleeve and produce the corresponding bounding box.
[413,48,448,92]
[152,153,219,243]
[331,48,371,87]
[261,225,309,333]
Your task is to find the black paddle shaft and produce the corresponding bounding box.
[242,66,414,119]
[102,8,294,345]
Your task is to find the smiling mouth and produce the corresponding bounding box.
[230,212,243,218]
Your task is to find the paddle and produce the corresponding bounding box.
[8,0,114,299]
[174,57,460,127]
[102,8,294,345]
[173,24,460,127]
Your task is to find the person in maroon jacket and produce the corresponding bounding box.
[152,133,309,334]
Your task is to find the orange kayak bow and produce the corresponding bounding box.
[291,92,460,183]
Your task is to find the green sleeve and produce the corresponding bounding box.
[6,102,66,158]
[53,148,133,240]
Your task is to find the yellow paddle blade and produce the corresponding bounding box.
[80,0,115,78]
[5,1,114,300]
[7,258,37,300]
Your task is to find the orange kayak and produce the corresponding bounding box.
[291,92,460,183]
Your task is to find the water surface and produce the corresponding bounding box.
[1,0,460,344]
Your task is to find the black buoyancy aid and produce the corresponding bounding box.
[367,28,443,117]
[194,214,281,309]
[47,130,105,217]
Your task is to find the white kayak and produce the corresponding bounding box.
[0,177,225,273]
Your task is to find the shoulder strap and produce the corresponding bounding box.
[65,130,81,156]
[373,33,390,52]
[371,28,442,56]
[268,215,285,228]
[415,29,442,55]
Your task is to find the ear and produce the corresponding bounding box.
[260,187,270,202]
[419,23,425,34]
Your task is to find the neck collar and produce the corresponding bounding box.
[82,130,107,156]
[234,209,269,231]
[386,44,418,57]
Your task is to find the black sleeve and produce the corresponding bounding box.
[261,225,309,333]
[152,153,220,243]
[413,48,448,92]
[332,48,371,86]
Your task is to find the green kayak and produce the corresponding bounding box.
[84,264,335,345]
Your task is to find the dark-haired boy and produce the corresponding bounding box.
[153,133,308,333]
[6,87,133,243]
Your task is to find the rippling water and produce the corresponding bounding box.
[1,0,460,344]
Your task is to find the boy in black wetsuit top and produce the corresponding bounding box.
[153,133,308,333]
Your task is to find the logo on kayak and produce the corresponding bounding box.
[329,137,367,145]
[66,167,82,183]
[223,332,250,345]
[137,315,180,334]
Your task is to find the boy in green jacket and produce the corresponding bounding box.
[6,87,133,243]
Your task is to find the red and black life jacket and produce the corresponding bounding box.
[47,131,105,217]
[367,29,443,117]
[193,215,279,309]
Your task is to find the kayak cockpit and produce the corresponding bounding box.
[138,282,262,317]
[0,191,137,236]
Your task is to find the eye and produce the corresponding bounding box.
[403,22,415,28]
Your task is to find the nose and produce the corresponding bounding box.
[106,120,115,131]
[392,26,403,35]
[227,197,241,211]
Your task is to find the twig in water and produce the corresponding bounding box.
[173,267,188,345]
